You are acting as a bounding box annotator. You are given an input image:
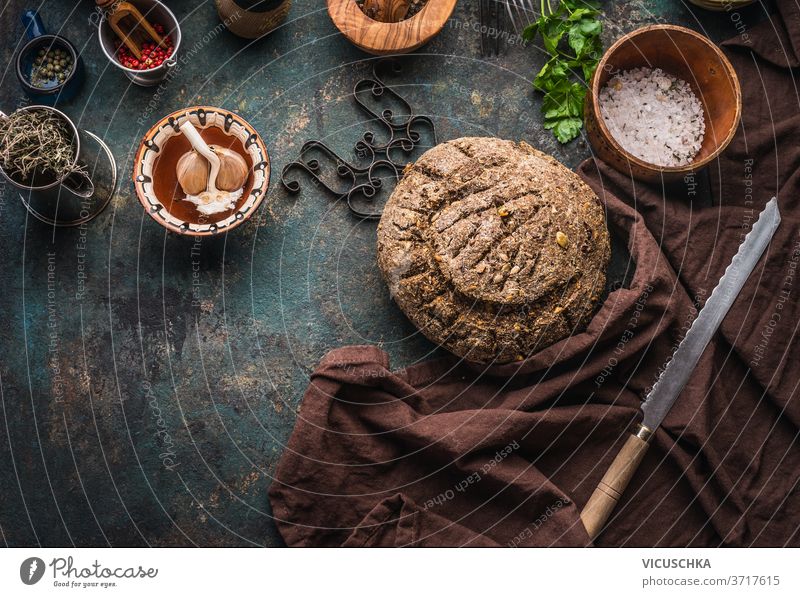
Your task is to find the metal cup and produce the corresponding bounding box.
[0,106,116,226]
[96,0,182,87]
[16,10,84,105]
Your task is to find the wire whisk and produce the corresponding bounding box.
[479,0,502,57]
[504,0,537,33]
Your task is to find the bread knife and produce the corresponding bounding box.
[580,197,781,541]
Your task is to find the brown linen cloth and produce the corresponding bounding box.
[269,4,800,547]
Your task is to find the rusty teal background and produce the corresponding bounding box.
[0,0,768,546]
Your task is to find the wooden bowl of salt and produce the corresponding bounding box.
[585,25,741,183]
[327,0,457,55]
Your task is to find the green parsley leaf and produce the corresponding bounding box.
[547,117,583,144]
[526,0,603,143]
[534,57,568,93]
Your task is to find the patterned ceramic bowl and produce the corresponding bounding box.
[134,106,269,236]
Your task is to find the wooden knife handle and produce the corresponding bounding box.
[580,424,653,541]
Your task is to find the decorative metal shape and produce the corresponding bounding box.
[281,58,437,220]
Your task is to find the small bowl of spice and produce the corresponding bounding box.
[328,0,457,55]
[585,24,741,183]
[15,10,84,105]
[96,0,181,87]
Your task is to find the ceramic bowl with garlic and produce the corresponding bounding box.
[133,106,270,236]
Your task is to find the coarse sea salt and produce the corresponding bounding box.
[598,67,705,167]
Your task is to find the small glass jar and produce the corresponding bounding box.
[215,0,292,39]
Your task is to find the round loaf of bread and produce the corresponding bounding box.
[377,137,610,363]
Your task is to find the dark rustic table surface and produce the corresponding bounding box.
[0,0,769,546]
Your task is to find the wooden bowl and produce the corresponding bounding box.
[585,25,741,183]
[134,106,270,236]
[687,0,755,11]
[327,0,457,55]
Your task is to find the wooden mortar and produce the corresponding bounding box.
[327,0,457,55]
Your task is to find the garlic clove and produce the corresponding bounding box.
[210,145,248,192]
[176,150,209,196]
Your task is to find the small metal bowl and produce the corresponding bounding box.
[97,0,181,87]
[585,25,742,183]
[327,0,457,55]
[134,106,270,237]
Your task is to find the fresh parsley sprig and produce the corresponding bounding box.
[522,0,603,143]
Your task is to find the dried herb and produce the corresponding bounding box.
[0,109,85,183]
[523,0,603,143]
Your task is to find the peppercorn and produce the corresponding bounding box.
[115,25,174,70]
[29,45,73,88]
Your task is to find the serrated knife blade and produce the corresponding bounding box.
[642,196,781,429]
[580,197,781,541]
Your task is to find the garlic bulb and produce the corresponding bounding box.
[176,150,209,195]
[176,121,249,199]
[177,120,251,216]
[209,145,248,192]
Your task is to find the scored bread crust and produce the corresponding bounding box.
[377,137,610,364]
